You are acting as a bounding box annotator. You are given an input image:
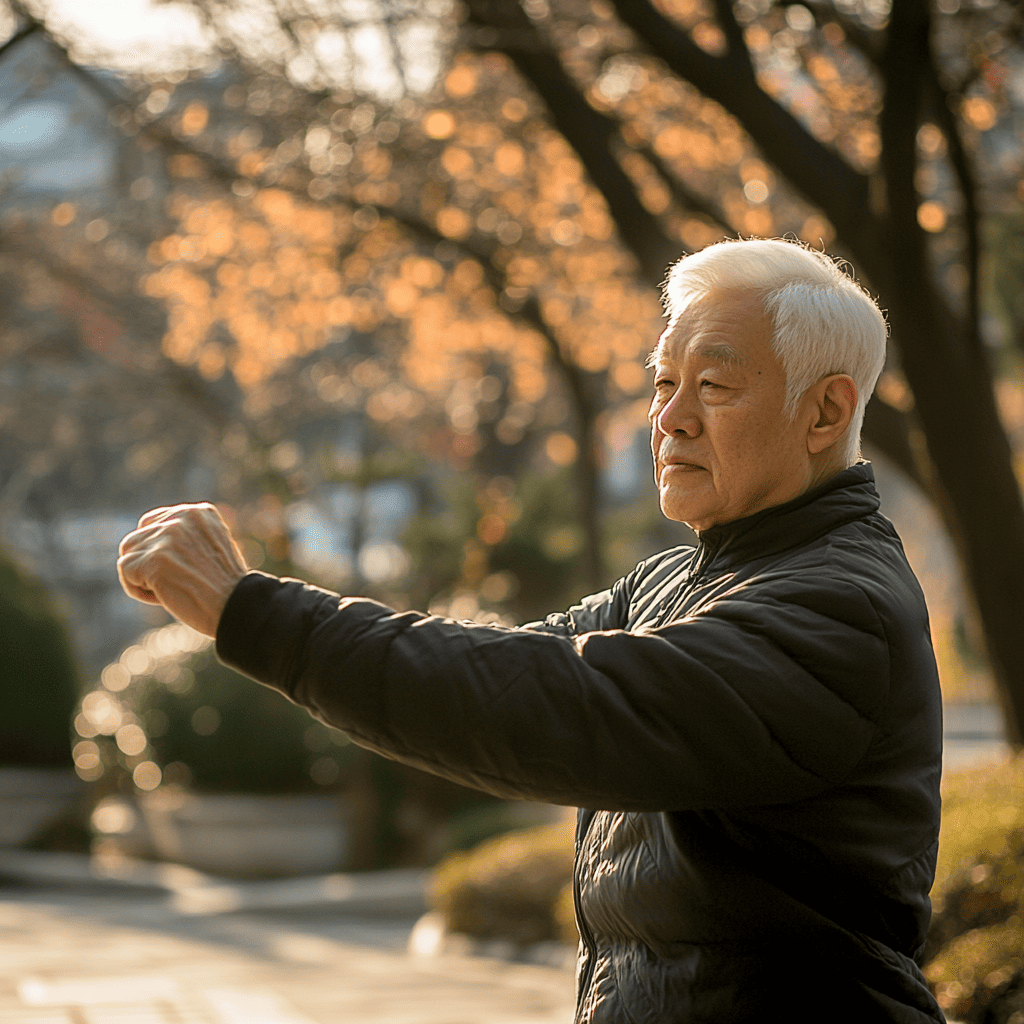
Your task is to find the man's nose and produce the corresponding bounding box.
[653,389,700,438]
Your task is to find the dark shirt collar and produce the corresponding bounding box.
[693,462,881,571]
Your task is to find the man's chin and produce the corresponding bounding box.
[659,490,710,527]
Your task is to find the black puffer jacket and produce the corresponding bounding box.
[217,463,945,1023]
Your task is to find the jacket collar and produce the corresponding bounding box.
[693,462,881,572]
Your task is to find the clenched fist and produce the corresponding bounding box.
[117,503,250,638]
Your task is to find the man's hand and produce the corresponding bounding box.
[118,503,250,638]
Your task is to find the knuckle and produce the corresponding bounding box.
[139,506,169,526]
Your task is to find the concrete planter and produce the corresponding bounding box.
[0,766,84,848]
[139,788,348,879]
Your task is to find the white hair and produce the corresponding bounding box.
[662,238,888,465]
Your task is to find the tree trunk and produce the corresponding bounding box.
[878,0,1024,742]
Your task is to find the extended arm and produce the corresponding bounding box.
[215,569,883,811]
[118,504,883,812]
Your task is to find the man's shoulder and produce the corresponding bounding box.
[796,508,920,592]
[737,509,928,630]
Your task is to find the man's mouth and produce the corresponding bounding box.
[661,457,702,472]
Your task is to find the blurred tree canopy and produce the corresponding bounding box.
[0,0,1023,734]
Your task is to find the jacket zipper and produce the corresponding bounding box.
[573,809,598,1019]
[691,535,715,581]
[661,537,713,625]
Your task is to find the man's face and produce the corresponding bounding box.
[648,289,813,532]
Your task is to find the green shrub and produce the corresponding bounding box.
[0,547,80,767]
[429,817,577,946]
[78,622,505,869]
[923,753,1024,1023]
[76,622,355,795]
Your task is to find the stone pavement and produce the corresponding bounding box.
[0,867,576,1024]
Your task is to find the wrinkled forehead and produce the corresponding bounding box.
[648,289,771,368]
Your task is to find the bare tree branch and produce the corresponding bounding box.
[630,140,734,237]
[795,1,883,65]
[608,0,881,279]
[712,0,753,74]
[380,2,411,95]
[923,69,982,347]
[0,225,243,432]
[464,0,679,284]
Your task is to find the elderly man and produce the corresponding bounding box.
[119,238,945,1023]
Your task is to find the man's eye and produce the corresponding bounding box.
[700,379,723,389]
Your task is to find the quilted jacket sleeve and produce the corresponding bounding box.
[215,564,888,812]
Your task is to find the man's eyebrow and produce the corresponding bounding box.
[644,340,744,370]
[696,343,744,365]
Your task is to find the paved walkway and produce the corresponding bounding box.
[0,880,575,1024]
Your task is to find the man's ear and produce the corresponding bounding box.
[806,374,857,455]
